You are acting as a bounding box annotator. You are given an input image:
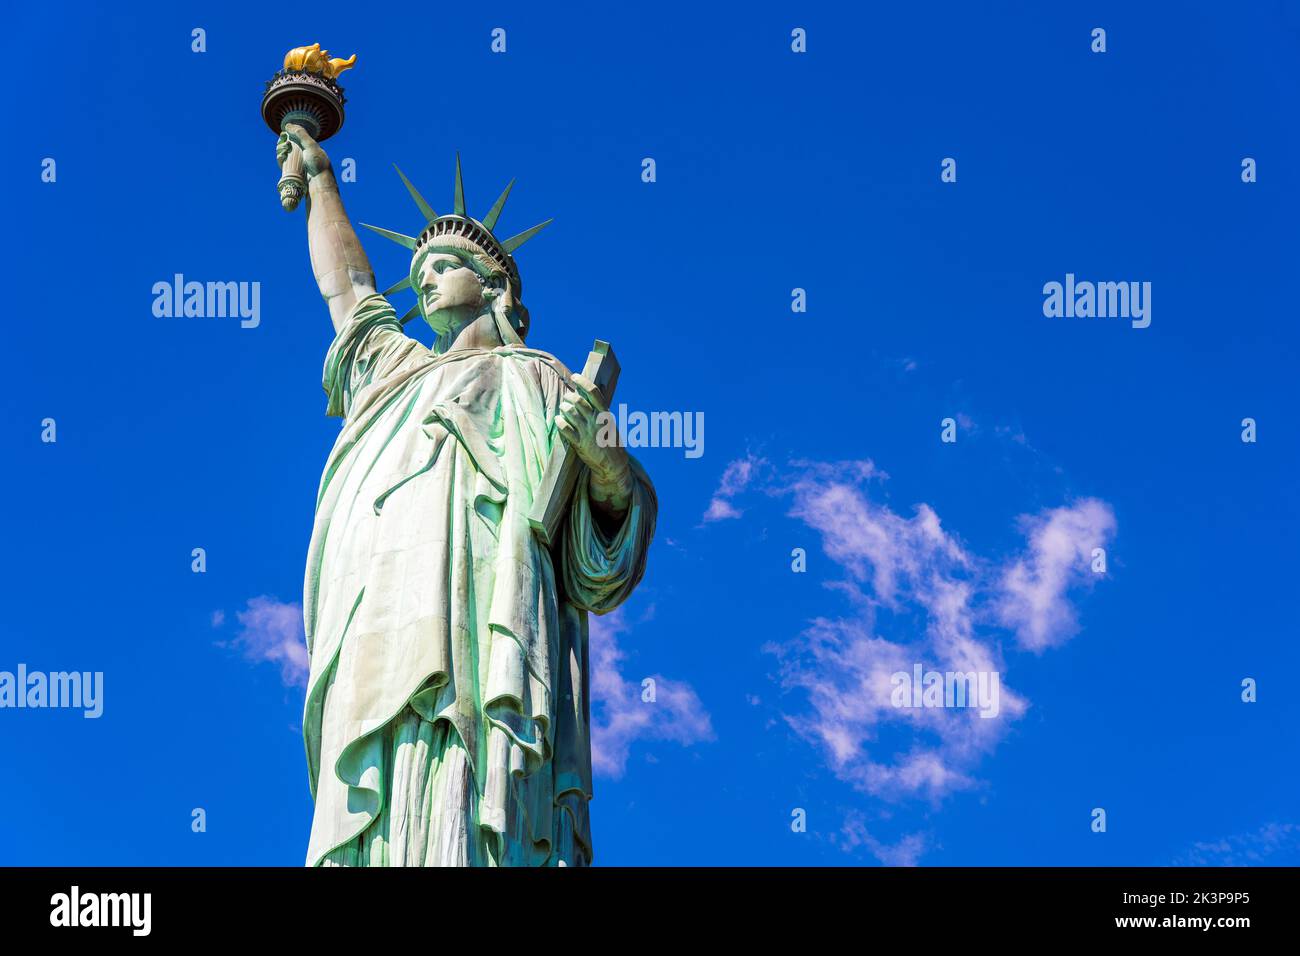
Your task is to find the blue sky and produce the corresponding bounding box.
[3,1,1298,866]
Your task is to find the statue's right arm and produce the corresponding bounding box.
[278,123,377,334]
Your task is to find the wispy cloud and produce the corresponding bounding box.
[589,608,714,778]
[765,460,1029,803]
[219,596,308,688]
[1174,822,1300,866]
[706,455,1114,858]
[784,459,942,606]
[701,454,768,523]
[837,811,929,866]
[995,499,1116,652]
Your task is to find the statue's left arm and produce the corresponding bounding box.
[554,371,657,612]
[562,457,657,614]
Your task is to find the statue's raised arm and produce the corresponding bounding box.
[276,123,377,333]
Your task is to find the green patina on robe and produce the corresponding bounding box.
[302,294,656,867]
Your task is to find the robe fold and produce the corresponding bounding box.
[302,293,656,867]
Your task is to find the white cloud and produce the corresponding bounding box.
[1174,822,1300,866]
[783,458,955,605]
[225,596,308,688]
[837,811,928,866]
[701,454,767,523]
[726,459,1114,859]
[995,499,1117,651]
[589,608,714,778]
[702,497,742,522]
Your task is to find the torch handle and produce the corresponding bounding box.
[277,136,307,212]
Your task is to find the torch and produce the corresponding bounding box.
[261,43,356,211]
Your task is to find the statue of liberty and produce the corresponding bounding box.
[273,120,657,867]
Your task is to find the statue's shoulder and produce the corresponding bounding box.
[496,345,573,382]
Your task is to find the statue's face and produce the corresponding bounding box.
[415,251,484,331]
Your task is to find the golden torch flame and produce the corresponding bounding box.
[283,43,357,80]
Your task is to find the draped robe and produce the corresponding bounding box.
[301,294,656,867]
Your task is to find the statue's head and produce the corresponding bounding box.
[360,157,551,350]
[407,220,530,344]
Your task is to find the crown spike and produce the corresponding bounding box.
[359,223,418,249]
[501,218,553,253]
[393,165,436,223]
[398,302,422,325]
[481,179,515,231]
[382,277,412,297]
[453,153,466,217]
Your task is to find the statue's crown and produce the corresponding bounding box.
[359,156,552,324]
